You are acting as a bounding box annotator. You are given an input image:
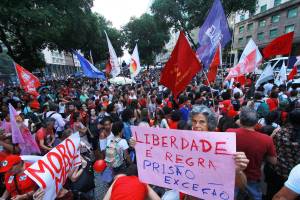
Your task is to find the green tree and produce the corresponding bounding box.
[123,13,170,65]
[151,0,256,48]
[0,0,124,71]
[81,13,124,64]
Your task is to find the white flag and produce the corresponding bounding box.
[129,44,141,79]
[105,31,120,77]
[238,39,262,67]
[275,63,287,86]
[226,39,262,80]
[255,63,274,88]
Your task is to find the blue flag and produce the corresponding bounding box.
[197,0,231,69]
[288,56,300,69]
[73,51,106,79]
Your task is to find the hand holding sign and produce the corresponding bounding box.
[132,126,236,200]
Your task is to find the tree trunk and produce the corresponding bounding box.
[0,27,16,60]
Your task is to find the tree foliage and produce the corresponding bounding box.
[151,0,256,48]
[122,13,170,65]
[0,0,124,71]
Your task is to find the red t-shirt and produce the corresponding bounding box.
[227,128,277,181]
[266,98,278,111]
[5,163,37,197]
[139,98,147,108]
[167,119,178,129]
[35,127,53,149]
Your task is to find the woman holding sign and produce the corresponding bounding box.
[178,105,248,200]
[130,105,249,199]
[189,105,248,185]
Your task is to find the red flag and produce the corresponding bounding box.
[234,75,246,85]
[263,32,294,59]
[160,31,202,98]
[205,44,221,85]
[15,63,40,96]
[288,66,298,80]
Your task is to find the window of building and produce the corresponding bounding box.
[271,14,280,23]
[246,36,251,41]
[287,7,298,18]
[239,26,244,33]
[259,20,266,28]
[285,24,295,33]
[238,38,243,45]
[240,14,245,21]
[270,29,278,39]
[274,0,281,6]
[247,23,253,31]
[257,32,264,41]
[260,5,267,13]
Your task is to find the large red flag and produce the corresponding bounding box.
[287,66,297,80]
[160,31,202,98]
[15,63,40,96]
[263,32,294,59]
[205,44,221,85]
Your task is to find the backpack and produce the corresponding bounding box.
[105,138,124,168]
[257,101,270,119]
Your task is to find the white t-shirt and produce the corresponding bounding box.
[264,83,274,96]
[285,164,300,194]
[160,119,169,128]
[233,87,243,96]
[106,137,129,151]
[99,133,114,151]
[45,111,66,132]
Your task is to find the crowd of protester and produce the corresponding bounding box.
[0,67,300,200]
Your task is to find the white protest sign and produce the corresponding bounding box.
[132,126,236,200]
[25,132,81,199]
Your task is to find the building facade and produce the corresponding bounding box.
[233,0,300,64]
[42,48,81,79]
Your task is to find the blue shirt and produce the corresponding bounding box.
[123,122,132,140]
[180,106,190,122]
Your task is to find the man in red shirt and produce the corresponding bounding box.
[0,155,37,199]
[227,107,277,200]
[35,118,55,155]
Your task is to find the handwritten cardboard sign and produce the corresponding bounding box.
[25,132,81,199]
[132,126,236,200]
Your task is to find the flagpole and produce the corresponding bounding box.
[203,71,216,110]
[13,62,21,87]
[89,50,94,65]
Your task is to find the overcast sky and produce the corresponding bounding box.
[92,0,151,29]
[92,0,151,62]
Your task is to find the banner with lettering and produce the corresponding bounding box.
[25,133,81,199]
[132,126,236,200]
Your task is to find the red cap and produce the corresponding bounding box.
[30,100,40,110]
[0,155,22,173]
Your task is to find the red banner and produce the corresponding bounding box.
[263,32,294,59]
[15,63,40,96]
[160,31,202,98]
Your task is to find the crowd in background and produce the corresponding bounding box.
[0,67,300,200]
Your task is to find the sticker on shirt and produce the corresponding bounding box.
[8,176,14,184]
[19,174,27,181]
